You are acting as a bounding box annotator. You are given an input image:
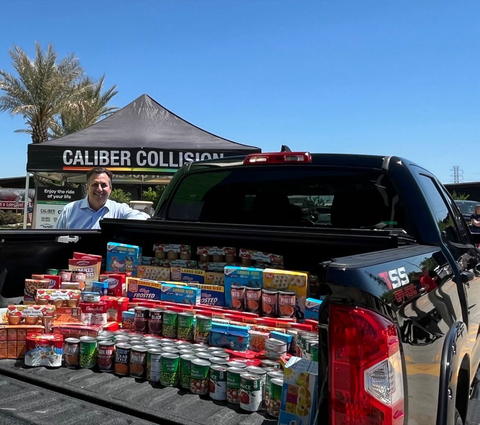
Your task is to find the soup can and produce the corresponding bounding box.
[261,289,278,317]
[239,373,263,412]
[160,353,180,387]
[146,347,162,382]
[177,312,194,341]
[266,371,284,409]
[226,367,245,404]
[267,378,284,418]
[190,359,211,395]
[227,361,247,369]
[148,309,163,335]
[134,307,149,333]
[278,291,296,318]
[114,343,131,376]
[179,354,197,389]
[64,337,80,369]
[245,287,262,314]
[130,345,148,379]
[209,364,227,401]
[195,315,212,344]
[79,336,97,369]
[162,311,178,338]
[97,340,115,372]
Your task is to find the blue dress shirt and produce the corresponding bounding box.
[55,197,150,229]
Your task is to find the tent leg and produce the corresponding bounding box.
[22,172,30,230]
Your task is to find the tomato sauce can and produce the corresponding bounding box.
[239,373,263,412]
[209,364,227,401]
[97,341,115,372]
[64,337,80,369]
[130,345,147,379]
[179,354,197,389]
[114,343,131,376]
[190,359,211,395]
[79,336,97,369]
[226,367,245,404]
[146,347,162,382]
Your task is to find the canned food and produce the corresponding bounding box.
[179,354,197,389]
[278,291,296,318]
[267,378,283,417]
[240,373,263,412]
[162,311,178,338]
[134,307,149,333]
[246,366,267,402]
[227,361,247,369]
[261,359,281,370]
[177,312,194,341]
[114,343,131,376]
[196,352,212,361]
[130,345,148,378]
[179,349,192,356]
[231,286,246,311]
[162,346,179,355]
[209,364,227,401]
[64,337,80,369]
[210,356,228,365]
[82,292,101,303]
[79,336,97,369]
[159,338,176,345]
[210,351,229,361]
[190,359,211,395]
[266,371,284,410]
[226,367,245,404]
[148,309,163,335]
[147,347,162,382]
[245,287,262,314]
[261,289,278,317]
[97,341,115,372]
[160,353,180,386]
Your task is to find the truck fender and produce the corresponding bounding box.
[437,321,468,425]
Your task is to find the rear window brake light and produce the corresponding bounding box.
[243,152,311,165]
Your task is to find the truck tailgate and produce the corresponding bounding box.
[0,360,274,425]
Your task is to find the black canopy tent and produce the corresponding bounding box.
[27,94,260,180]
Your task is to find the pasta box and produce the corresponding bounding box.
[127,278,162,301]
[160,283,201,305]
[106,242,141,276]
[224,266,263,308]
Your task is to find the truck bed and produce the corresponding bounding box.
[0,360,275,425]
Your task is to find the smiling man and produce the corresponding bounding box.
[55,167,150,229]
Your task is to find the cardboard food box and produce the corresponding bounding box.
[199,284,225,307]
[0,325,45,359]
[224,266,263,308]
[160,283,201,305]
[106,242,141,276]
[278,357,319,425]
[305,298,323,321]
[204,272,225,285]
[31,274,62,289]
[136,265,171,281]
[53,307,82,324]
[51,321,118,339]
[24,278,50,302]
[171,267,205,284]
[100,296,129,323]
[127,277,163,301]
[99,273,128,297]
[263,269,308,318]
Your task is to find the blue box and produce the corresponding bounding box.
[224,266,263,307]
[209,323,250,351]
[270,331,293,352]
[305,297,323,321]
[127,278,162,301]
[106,242,141,276]
[200,284,225,307]
[160,283,201,305]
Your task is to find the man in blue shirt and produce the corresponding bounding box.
[55,167,150,229]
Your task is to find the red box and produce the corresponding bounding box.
[100,296,129,322]
[7,341,16,358]
[0,329,7,341]
[0,341,6,359]
[99,273,128,297]
[7,329,17,341]
[79,302,107,314]
[32,274,62,289]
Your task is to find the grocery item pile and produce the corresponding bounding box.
[0,242,322,424]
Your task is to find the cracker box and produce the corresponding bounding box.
[305,298,323,321]
[263,269,308,319]
[171,267,205,284]
[278,357,319,425]
[106,242,141,276]
[224,266,263,308]
[199,285,225,307]
[160,283,201,305]
[127,278,162,301]
[137,265,171,281]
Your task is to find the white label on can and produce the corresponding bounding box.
[210,379,227,401]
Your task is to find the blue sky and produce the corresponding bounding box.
[0,0,479,184]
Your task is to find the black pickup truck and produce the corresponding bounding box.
[1,152,480,425]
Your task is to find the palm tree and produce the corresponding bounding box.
[50,75,118,138]
[0,42,84,143]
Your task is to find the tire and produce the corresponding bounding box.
[455,409,463,425]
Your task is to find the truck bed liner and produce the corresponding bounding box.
[0,360,274,425]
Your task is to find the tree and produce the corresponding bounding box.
[109,189,131,204]
[0,42,84,143]
[451,190,470,200]
[50,75,118,138]
[142,185,166,209]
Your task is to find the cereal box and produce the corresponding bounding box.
[171,267,205,284]
[137,265,170,281]
[224,266,263,308]
[305,298,323,321]
[160,283,201,305]
[127,277,162,301]
[278,357,319,425]
[263,269,308,319]
[199,285,225,307]
[106,242,141,276]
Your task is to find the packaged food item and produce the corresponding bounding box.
[278,357,318,425]
[130,345,147,378]
[230,286,246,311]
[204,272,225,285]
[79,336,97,368]
[162,311,178,338]
[92,281,109,296]
[210,364,228,400]
[69,257,101,290]
[100,296,129,323]
[239,249,284,268]
[227,367,245,404]
[114,343,131,376]
[153,244,191,261]
[190,359,211,395]
[97,340,115,372]
[133,307,149,333]
[197,247,236,263]
[136,265,170,281]
[267,377,284,418]
[171,267,205,284]
[7,305,55,325]
[199,285,225,307]
[147,308,163,335]
[122,311,135,330]
[99,273,127,297]
[31,274,61,290]
[248,330,269,352]
[60,282,81,290]
[35,289,81,307]
[72,252,102,280]
[177,312,194,341]
[160,283,201,305]
[106,242,141,276]
[64,337,80,369]
[224,266,263,308]
[195,315,212,344]
[278,291,296,318]
[160,353,180,386]
[79,302,108,326]
[239,373,263,412]
[262,289,278,317]
[147,347,162,382]
[24,279,50,303]
[304,298,323,321]
[263,269,308,319]
[245,287,262,314]
[127,277,162,301]
[25,333,63,367]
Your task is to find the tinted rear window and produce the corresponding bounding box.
[166,166,406,229]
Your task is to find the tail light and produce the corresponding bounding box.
[329,304,405,425]
[243,152,311,164]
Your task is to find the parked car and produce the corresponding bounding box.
[455,199,480,223]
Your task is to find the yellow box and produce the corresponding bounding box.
[136,265,170,281]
